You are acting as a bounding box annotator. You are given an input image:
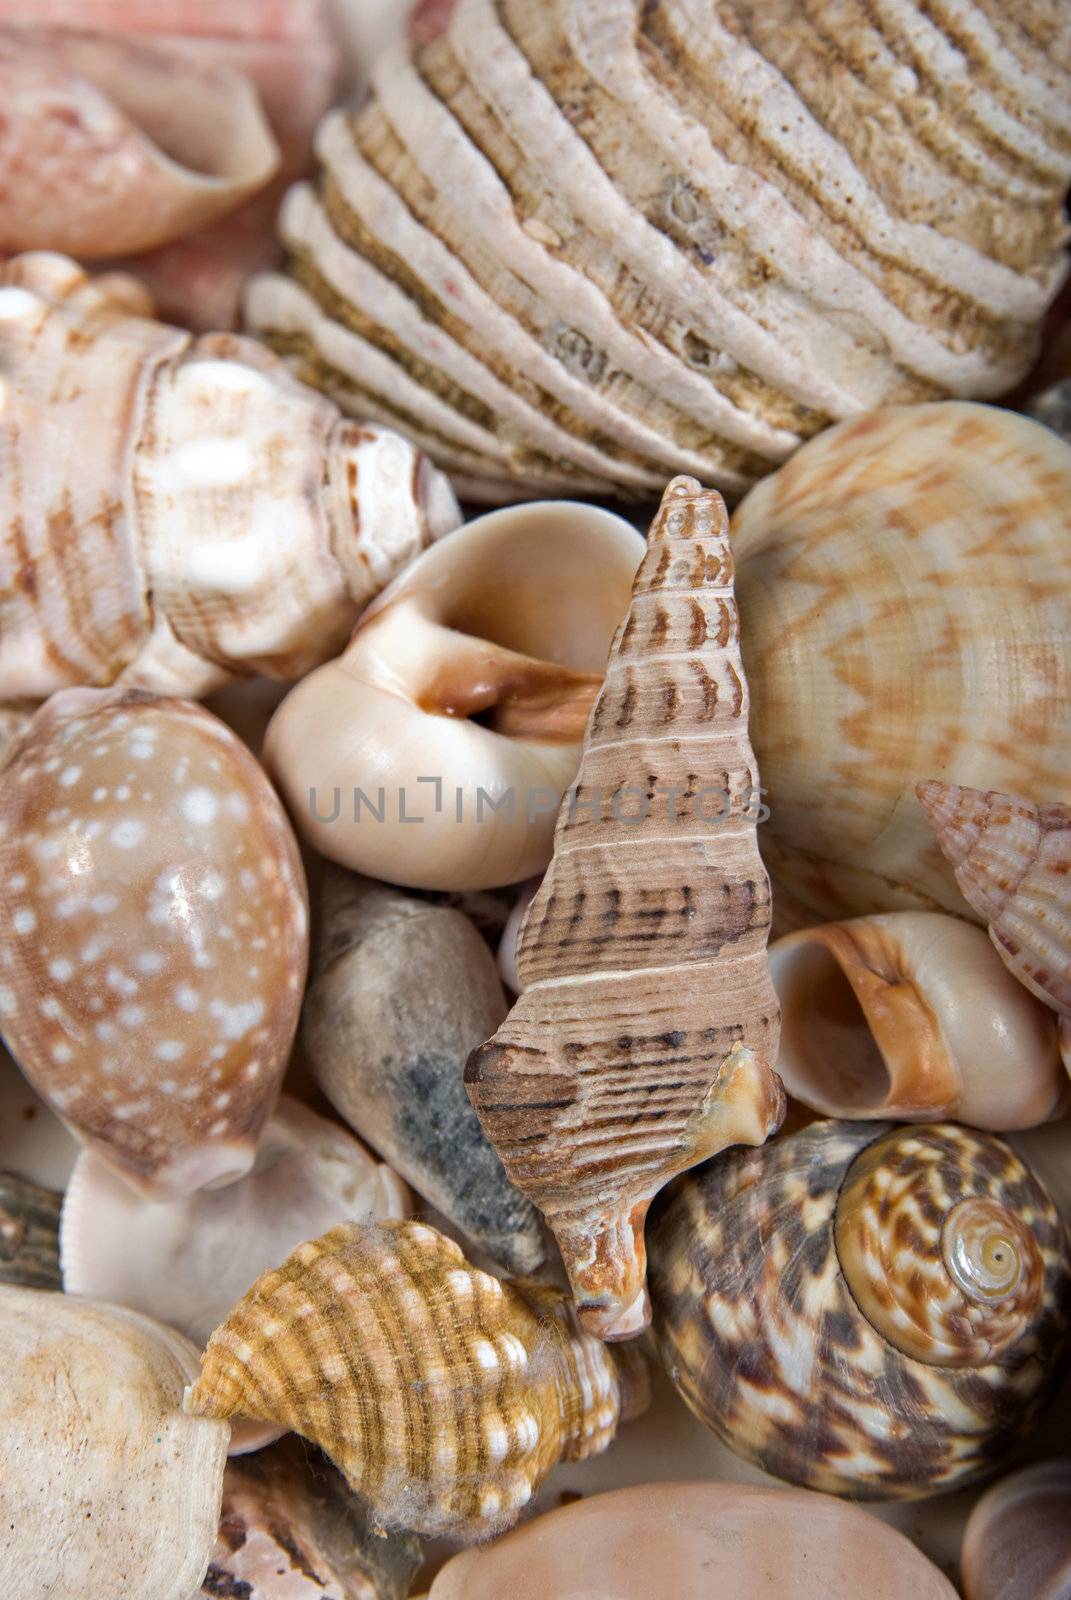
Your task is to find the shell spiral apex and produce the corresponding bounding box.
[184,1218,650,1543]
[918,780,1071,1021]
[649,1120,1071,1500]
[247,0,1071,502]
[0,251,461,703]
[465,475,784,1341]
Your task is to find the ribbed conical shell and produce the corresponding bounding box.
[465,477,784,1340]
[731,402,1071,922]
[648,1121,1071,1500]
[184,1219,650,1542]
[918,781,1071,1019]
[0,252,460,703]
[246,0,1071,502]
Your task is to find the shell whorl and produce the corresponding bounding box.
[648,1120,1071,1500]
[835,1127,1045,1367]
[466,476,784,1340]
[918,780,1071,1017]
[184,1220,648,1542]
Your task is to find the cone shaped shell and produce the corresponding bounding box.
[465,477,784,1340]
[184,1219,649,1542]
[247,0,1071,501]
[0,1287,229,1599]
[0,252,461,702]
[918,781,1071,1019]
[732,402,1071,922]
[769,912,1070,1130]
[648,1121,1071,1499]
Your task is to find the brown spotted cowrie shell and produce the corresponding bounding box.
[648,1120,1071,1500]
[0,688,308,1198]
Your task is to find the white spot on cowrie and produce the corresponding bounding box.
[182,788,219,826]
[13,909,36,934]
[59,766,82,788]
[110,819,146,850]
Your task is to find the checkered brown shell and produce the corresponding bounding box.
[648,1121,1071,1499]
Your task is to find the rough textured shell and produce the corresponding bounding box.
[769,911,1070,1130]
[918,781,1071,1018]
[203,1439,421,1600]
[961,1459,1071,1600]
[0,1170,60,1289]
[184,1219,650,1542]
[466,477,784,1339]
[264,500,644,891]
[60,1096,410,1347]
[0,690,309,1198]
[0,252,461,702]
[429,1480,959,1600]
[731,403,1071,922]
[0,26,279,258]
[247,0,1071,501]
[0,1286,229,1599]
[648,1121,1071,1499]
[301,871,545,1272]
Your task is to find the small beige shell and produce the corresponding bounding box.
[59,1096,410,1349]
[0,689,309,1198]
[0,26,279,257]
[732,403,1071,923]
[961,1459,1071,1600]
[648,1120,1071,1499]
[0,1170,60,1289]
[203,1438,421,1600]
[428,1481,958,1600]
[264,499,644,891]
[918,781,1071,1019]
[769,912,1070,1130]
[0,252,460,703]
[0,1286,229,1598]
[466,478,784,1340]
[184,1219,651,1542]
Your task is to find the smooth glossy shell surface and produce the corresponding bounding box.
[961,1459,1071,1600]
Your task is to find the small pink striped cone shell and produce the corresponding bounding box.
[917,782,1071,1019]
[184,1220,651,1543]
[465,477,785,1340]
[0,688,309,1198]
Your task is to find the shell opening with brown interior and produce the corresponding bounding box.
[264,499,645,891]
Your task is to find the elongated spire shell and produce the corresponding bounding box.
[465,476,785,1339]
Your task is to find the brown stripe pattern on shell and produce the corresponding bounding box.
[465,476,784,1340]
[184,1220,650,1542]
[918,781,1071,1017]
[648,1121,1071,1499]
[246,0,1071,502]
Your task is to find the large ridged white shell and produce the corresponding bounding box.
[0,252,461,702]
[0,1287,229,1599]
[247,0,1071,501]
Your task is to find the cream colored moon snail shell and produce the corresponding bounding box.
[0,26,280,258]
[264,499,644,891]
[0,251,461,703]
[769,912,1070,1130]
[428,1481,959,1600]
[0,688,309,1199]
[0,1286,229,1600]
[466,477,784,1340]
[961,1459,1071,1600]
[247,0,1071,501]
[918,781,1071,1022]
[648,1120,1071,1500]
[731,402,1071,923]
[184,1219,651,1542]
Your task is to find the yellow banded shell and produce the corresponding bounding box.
[648,1121,1071,1499]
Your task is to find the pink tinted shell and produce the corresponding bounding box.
[0,689,308,1198]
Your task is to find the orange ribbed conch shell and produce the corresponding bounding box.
[465,476,785,1340]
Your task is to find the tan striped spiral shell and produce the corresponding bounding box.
[184,1219,651,1542]
[648,1121,1071,1499]
[465,476,784,1341]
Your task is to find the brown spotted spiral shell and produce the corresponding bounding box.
[648,1121,1071,1499]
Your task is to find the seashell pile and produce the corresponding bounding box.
[2,5,1071,1593]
